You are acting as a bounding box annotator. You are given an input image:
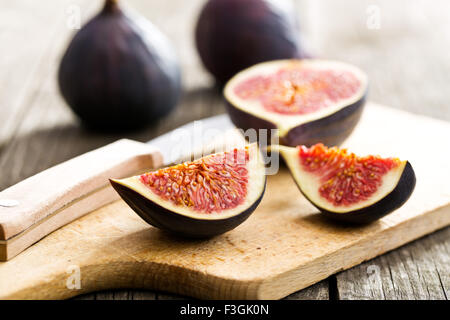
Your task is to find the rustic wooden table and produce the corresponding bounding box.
[0,0,448,300]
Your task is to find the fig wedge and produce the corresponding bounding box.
[272,144,416,223]
[224,59,368,147]
[110,144,266,237]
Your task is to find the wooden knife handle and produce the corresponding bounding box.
[0,139,163,261]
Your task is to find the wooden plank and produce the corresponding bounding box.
[76,289,156,300]
[156,292,189,300]
[132,290,157,300]
[284,281,330,300]
[83,281,329,300]
[336,227,449,300]
[0,104,448,300]
[304,0,450,298]
[1,0,448,300]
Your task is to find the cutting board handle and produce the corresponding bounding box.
[0,139,163,261]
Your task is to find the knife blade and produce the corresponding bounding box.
[148,114,234,166]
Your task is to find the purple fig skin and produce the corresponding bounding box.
[58,0,181,131]
[225,101,278,145]
[313,162,416,224]
[225,93,366,147]
[110,178,266,238]
[195,0,307,85]
[281,95,366,147]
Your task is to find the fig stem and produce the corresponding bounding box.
[103,0,119,13]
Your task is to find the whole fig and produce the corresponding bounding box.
[195,0,307,85]
[58,0,181,131]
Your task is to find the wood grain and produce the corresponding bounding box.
[0,103,448,300]
[0,0,449,300]
[336,227,449,300]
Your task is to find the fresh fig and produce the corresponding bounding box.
[195,0,307,84]
[110,144,266,237]
[58,0,181,131]
[271,144,416,223]
[224,59,368,147]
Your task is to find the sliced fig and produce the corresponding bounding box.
[110,144,266,237]
[272,144,416,223]
[224,59,368,147]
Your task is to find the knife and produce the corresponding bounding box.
[0,114,236,261]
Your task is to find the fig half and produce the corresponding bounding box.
[224,59,368,147]
[272,144,416,223]
[110,144,266,237]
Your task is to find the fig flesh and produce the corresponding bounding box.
[224,59,368,147]
[110,144,266,237]
[195,0,307,84]
[272,144,416,223]
[58,0,181,131]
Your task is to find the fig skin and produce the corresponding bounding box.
[226,93,366,147]
[58,0,181,131]
[273,144,416,224]
[195,0,307,85]
[110,179,266,238]
[317,162,416,224]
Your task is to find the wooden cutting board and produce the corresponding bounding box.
[0,102,449,300]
